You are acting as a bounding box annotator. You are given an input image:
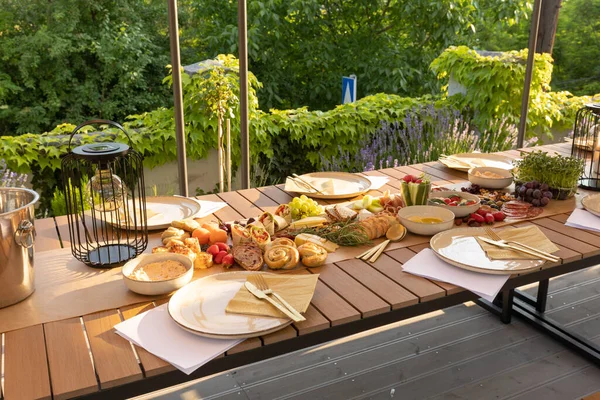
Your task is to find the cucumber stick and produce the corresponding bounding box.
[401,181,430,206]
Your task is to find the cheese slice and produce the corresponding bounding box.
[294,233,339,253]
[289,216,328,229]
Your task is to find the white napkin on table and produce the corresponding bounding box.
[114,304,241,375]
[565,208,600,233]
[402,249,510,301]
[193,199,228,218]
[365,176,390,190]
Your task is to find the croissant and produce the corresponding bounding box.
[264,245,300,270]
[297,243,328,267]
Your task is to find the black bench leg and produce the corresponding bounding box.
[536,279,549,313]
[500,289,514,324]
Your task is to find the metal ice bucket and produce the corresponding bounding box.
[0,187,39,308]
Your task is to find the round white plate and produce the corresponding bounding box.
[287,172,372,199]
[430,227,545,275]
[98,196,201,231]
[582,194,600,218]
[439,153,515,172]
[168,271,292,339]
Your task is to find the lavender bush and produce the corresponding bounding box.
[0,159,28,187]
[321,105,517,172]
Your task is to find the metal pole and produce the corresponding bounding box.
[168,0,189,196]
[517,0,543,149]
[238,0,250,189]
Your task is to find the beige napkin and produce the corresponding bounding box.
[477,225,560,260]
[226,273,319,318]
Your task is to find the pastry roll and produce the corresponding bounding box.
[265,237,296,252]
[298,243,328,267]
[264,245,300,270]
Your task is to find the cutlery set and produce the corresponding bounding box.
[479,226,560,263]
[245,274,306,322]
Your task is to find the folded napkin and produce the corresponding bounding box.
[565,208,600,233]
[114,304,241,375]
[476,225,559,260]
[193,199,228,218]
[365,176,390,190]
[402,249,509,301]
[226,274,319,318]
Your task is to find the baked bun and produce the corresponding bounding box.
[264,245,300,270]
[264,237,296,252]
[297,243,328,267]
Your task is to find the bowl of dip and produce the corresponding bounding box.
[122,253,193,295]
[397,205,455,236]
[468,167,513,189]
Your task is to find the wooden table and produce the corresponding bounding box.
[2,141,598,400]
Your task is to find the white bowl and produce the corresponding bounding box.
[397,206,455,236]
[428,191,480,218]
[122,253,194,295]
[468,167,513,189]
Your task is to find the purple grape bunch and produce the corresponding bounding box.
[516,181,552,207]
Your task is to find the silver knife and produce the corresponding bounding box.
[478,236,560,262]
[245,281,306,322]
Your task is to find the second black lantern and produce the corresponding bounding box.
[61,119,148,268]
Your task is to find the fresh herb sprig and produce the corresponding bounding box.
[288,220,370,247]
[513,151,583,190]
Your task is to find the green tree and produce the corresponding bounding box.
[189,0,533,112]
[0,0,172,135]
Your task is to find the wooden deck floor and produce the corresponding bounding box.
[136,266,600,400]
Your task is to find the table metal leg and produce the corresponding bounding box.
[536,279,549,313]
[475,289,514,324]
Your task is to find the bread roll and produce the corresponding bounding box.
[297,243,328,267]
[264,245,300,270]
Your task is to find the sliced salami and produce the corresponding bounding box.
[527,207,544,218]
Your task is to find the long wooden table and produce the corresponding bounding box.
[1,141,598,400]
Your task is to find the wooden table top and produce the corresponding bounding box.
[2,141,595,400]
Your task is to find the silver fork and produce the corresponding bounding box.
[250,274,306,321]
[483,226,560,262]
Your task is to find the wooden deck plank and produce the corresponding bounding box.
[225,338,262,355]
[196,193,244,222]
[120,303,176,377]
[236,188,280,214]
[510,366,600,400]
[309,264,390,318]
[256,185,294,205]
[82,310,143,389]
[35,217,62,252]
[307,277,361,326]
[335,259,419,309]
[370,253,446,302]
[217,191,264,219]
[44,318,98,400]
[262,325,297,345]
[3,325,52,400]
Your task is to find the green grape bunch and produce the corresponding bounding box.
[289,195,324,220]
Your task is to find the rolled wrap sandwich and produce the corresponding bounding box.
[249,225,271,250]
[275,204,292,224]
[258,212,289,235]
[231,224,252,246]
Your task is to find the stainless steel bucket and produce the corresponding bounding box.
[0,187,39,308]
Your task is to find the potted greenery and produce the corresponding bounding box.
[512,151,584,200]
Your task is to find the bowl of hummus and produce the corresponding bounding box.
[122,253,193,295]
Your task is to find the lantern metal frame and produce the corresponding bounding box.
[61,119,148,268]
[571,103,600,191]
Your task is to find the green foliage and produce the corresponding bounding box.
[0,0,171,135]
[189,0,529,112]
[430,46,594,141]
[552,0,600,95]
[513,150,584,190]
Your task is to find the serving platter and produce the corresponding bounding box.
[284,172,372,199]
[581,194,600,218]
[168,271,292,339]
[430,227,545,275]
[439,153,515,172]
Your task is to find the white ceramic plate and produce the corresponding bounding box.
[97,196,201,231]
[285,172,372,199]
[168,271,292,339]
[430,227,545,275]
[582,194,600,218]
[439,153,515,172]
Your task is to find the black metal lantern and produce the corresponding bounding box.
[61,120,148,268]
[571,104,600,190]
